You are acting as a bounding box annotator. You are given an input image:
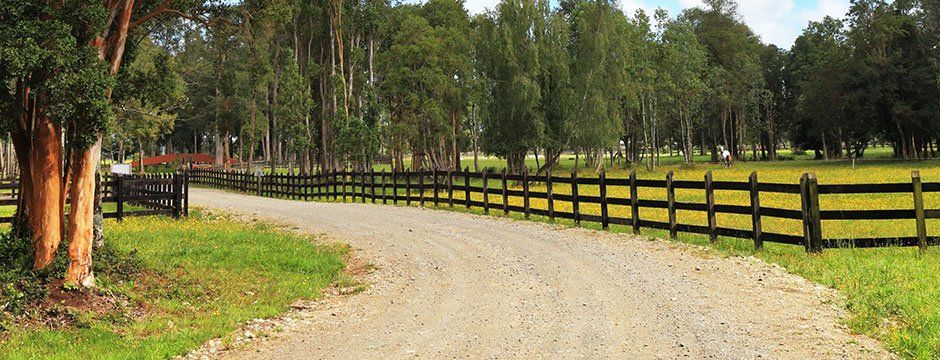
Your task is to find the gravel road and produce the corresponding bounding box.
[191,188,888,359]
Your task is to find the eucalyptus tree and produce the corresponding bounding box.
[659,17,708,165]
[789,17,850,159]
[567,0,628,172]
[476,0,547,174]
[683,0,763,159]
[0,0,215,287]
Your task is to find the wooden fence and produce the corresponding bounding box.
[189,168,940,253]
[0,173,188,223]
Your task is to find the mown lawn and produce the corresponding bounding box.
[0,213,346,359]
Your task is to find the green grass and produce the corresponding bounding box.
[0,212,346,359]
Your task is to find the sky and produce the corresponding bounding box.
[459,0,852,48]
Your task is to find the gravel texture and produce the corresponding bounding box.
[191,188,889,359]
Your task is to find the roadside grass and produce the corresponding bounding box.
[0,212,346,359]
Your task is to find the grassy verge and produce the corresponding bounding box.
[0,212,346,359]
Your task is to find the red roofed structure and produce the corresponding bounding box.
[130,153,237,168]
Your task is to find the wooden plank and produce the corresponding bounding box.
[667,171,676,239]
[630,171,640,235]
[913,170,927,251]
[418,170,425,207]
[705,171,717,242]
[546,169,555,222]
[713,204,752,215]
[571,171,580,225]
[800,174,811,251]
[637,199,669,209]
[371,171,378,204]
[636,179,667,188]
[749,172,763,250]
[432,170,439,206]
[447,170,454,207]
[523,170,530,218]
[807,174,823,253]
[600,171,609,230]
[464,167,471,209]
[761,232,805,246]
[757,182,802,194]
[482,170,490,214]
[405,170,412,206]
[818,183,912,194]
[672,180,706,190]
[501,169,509,215]
[674,201,708,212]
[392,170,399,205]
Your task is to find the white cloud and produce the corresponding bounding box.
[463,0,499,14]
[674,0,849,48]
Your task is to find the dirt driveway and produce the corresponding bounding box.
[191,188,887,359]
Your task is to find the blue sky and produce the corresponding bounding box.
[460,0,852,48]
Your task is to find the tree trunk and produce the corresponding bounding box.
[65,138,102,287]
[29,106,64,270]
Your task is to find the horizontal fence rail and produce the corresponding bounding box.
[0,173,188,224]
[188,168,940,253]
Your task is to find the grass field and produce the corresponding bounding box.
[0,213,347,359]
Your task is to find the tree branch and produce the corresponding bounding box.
[127,1,209,32]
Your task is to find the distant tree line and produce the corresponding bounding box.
[152,0,940,176]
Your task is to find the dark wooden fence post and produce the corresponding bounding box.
[523,169,531,218]
[381,170,388,204]
[371,170,377,204]
[913,170,927,251]
[183,170,190,217]
[342,171,348,202]
[501,169,509,215]
[361,170,368,203]
[447,170,454,207]
[546,169,555,222]
[749,172,763,250]
[317,173,323,201]
[172,172,182,219]
[667,171,677,239]
[571,171,580,225]
[116,174,124,222]
[418,170,425,207]
[630,170,640,234]
[600,171,609,230]
[332,171,338,201]
[705,171,717,242]
[482,170,490,214]
[464,167,471,209]
[405,170,412,206]
[801,173,823,253]
[433,169,440,206]
[392,169,399,205]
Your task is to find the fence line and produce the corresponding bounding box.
[0,173,188,224]
[188,168,940,253]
